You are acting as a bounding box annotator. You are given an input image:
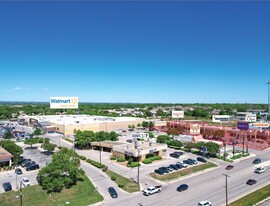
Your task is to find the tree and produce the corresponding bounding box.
[267,115,270,121]
[0,140,23,164]
[4,131,13,139]
[128,125,131,128]
[142,121,149,128]
[41,141,57,153]
[38,148,84,193]
[33,128,42,136]
[24,138,38,149]
[149,121,154,128]
[137,123,141,127]
[131,124,135,129]
[156,109,164,116]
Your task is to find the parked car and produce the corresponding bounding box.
[169,164,179,170]
[255,167,265,174]
[21,178,31,187]
[253,158,261,164]
[174,151,184,156]
[154,169,165,175]
[170,153,180,158]
[197,157,207,163]
[26,163,39,171]
[183,160,193,165]
[177,184,189,192]
[2,182,12,192]
[225,165,234,170]
[23,161,36,168]
[20,159,31,167]
[246,179,257,185]
[108,187,118,198]
[15,168,23,175]
[188,158,197,164]
[159,167,170,173]
[198,200,212,206]
[176,162,187,168]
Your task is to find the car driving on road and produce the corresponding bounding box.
[255,167,265,174]
[176,184,188,192]
[108,187,118,198]
[143,185,162,196]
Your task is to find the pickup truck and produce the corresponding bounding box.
[143,185,162,196]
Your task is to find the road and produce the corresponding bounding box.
[47,134,270,206]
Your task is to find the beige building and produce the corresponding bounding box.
[112,141,167,161]
[0,147,13,166]
[19,115,144,135]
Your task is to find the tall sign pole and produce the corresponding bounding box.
[237,122,249,154]
[267,81,270,117]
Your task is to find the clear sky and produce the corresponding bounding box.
[0,1,269,103]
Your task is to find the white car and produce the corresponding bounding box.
[198,200,212,206]
[255,167,266,174]
[21,178,31,187]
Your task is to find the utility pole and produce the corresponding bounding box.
[20,181,22,206]
[137,149,141,185]
[223,141,227,160]
[223,174,230,206]
[242,131,245,154]
[99,142,102,164]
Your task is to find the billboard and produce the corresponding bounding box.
[245,114,257,122]
[50,97,78,109]
[212,115,230,123]
[252,123,269,128]
[237,122,249,130]
[132,133,149,140]
[172,111,184,118]
[190,124,200,134]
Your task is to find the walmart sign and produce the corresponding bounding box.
[50,97,78,109]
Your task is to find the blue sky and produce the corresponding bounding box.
[0,1,269,103]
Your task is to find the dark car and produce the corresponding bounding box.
[170,153,180,158]
[225,165,234,170]
[15,168,23,175]
[183,159,194,165]
[154,169,165,175]
[253,158,261,164]
[26,163,39,171]
[23,161,36,168]
[197,157,207,163]
[173,151,184,156]
[108,187,118,198]
[169,164,179,170]
[20,159,31,167]
[2,182,12,192]
[159,167,170,173]
[177,184,189,192]
[246,179,257,185]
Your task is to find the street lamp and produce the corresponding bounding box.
[137,148,141,185]
[223,174,230,206]
[267,81,270,117]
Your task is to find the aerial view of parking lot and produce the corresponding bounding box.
[0,1,270,206]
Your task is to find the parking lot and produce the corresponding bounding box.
[0,143,52,193]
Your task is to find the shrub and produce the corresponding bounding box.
[128,162,141,168]
[116,157,126,162]
[142,159,152,164]
[150,156,162,161]
[118,184,124,188]
[102,166,108,172]
[79,155,87,160]
[110,156,116,160]
[111,176,116,181]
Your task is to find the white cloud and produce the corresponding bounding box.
[13,87,22,90]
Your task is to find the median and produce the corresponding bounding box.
[149,162,217,181]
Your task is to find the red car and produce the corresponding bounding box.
[225,165,234,170]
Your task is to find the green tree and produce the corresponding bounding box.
[33,128,42,136]
[156,109,164,116]
[4,131,13,139]
[38,148,84,193]
[142,121,149,128]
[149,121,154,128]
[24,138,39,149]
[0,140,23,164]
[41,141,57,153]
[137,123,141,127]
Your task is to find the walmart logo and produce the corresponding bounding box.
[50,97,79,109]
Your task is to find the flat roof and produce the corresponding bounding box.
[91,141,126,148]
[21,115,143,126]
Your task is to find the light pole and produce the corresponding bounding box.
[223,174,230,206]
[267,81,270,117]
[137,149,141,185]
[99,142,102,164]
[20,181,23,206]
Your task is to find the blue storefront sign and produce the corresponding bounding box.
[237,122,249,130]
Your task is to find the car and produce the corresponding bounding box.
[170,153,180,158]
[177,184,188,192]
[188,158,197,164]
[15,168,23,175]
[23,161,36,168]
[225,165,234,170]
[166,166,174,172]
[154,169,165,175]
[253,158,261,164]
[198,200,212,206]
[20,159,31,167]
[197,157,207,163]
[176,162,187,168]
[255,167,266,174]
[246,179,257,185]
[26,163,39,171]
[143,185,162,196]
[21,178,31,187]
[169,164,179,170]
[2,182,12,192]
[108,187,118,198]
[174,151,184,156]
[159,167,170,173]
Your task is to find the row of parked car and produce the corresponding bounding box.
[18,158,40,172]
